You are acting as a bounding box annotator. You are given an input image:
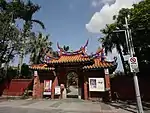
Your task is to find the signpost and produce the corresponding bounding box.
[124,17,143,113]
[129,57,139,73]
[113,17,143,113]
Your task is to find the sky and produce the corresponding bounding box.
[11,0,142,71]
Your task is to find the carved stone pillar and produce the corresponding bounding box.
[51,76,58,99]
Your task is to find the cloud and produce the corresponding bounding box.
[87,0,142,33]
[91,0,115,8]
[91,0,99,7]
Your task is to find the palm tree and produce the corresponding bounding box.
[15,0,45,75]
[29,32,52,64]
[100,24,128,75]
[0,0,45,75]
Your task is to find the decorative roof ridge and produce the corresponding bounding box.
[29,63,55,71]
[60,52,83,56]
[93,57,117,64]
[29,64,47,66]
[57,40,89,56]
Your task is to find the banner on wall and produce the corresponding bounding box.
[43,80,52,95]
[89,78,105,92]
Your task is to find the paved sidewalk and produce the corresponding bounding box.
[107,100,150,113]
[0,99,132,113]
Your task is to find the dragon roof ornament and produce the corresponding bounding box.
[57,39,89,56]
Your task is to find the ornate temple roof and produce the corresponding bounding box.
[45,40,92,65]
[29,64,55,71]
[83,57,114,70]
[82,47,116,70]
[47,54,92,64]
[29,40,117,71]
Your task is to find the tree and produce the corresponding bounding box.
[100,0,150,75]
[20,63,31,79]
[0,0,45,75]
[15,0,45,75]
[0,12,20,65]
[100,23,128,75]
[0,12,20,79]
[29,32,52,64]
[0,0,45,29]
[130,0,150,74]
[66,72,78,93]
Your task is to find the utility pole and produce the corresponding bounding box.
[125,17,144,113]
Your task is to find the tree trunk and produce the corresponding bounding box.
[117,44,127,75]
[18,21,29,76]
[18,52,24,76]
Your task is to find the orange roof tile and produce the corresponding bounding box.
[83,57,114,70]
[47,54,92,64]
[29,64,55,70]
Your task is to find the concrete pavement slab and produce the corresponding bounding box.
[0,99,134,113]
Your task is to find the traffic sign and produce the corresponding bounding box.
[128,57,139,73]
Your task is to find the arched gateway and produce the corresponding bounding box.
[29,40,117,100]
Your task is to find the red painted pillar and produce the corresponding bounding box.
[51,76,58,99]
[40,82,44,98]
[32,71,41,99]
[104,69,111,101]
[84,76,88,100]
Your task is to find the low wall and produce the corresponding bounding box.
[111,76,150,101]
[1,79,33,96]
[0,80,10,96]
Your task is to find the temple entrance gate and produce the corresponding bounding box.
[30,40,117,100]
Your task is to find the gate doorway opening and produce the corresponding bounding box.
[66,72,79,98]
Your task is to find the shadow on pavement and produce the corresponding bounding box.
[105,100,150,113]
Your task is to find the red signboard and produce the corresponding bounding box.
[43,80,52,95]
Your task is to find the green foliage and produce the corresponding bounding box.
[21,63,32,79]
[0,66,18,83]
[29,32,53,64]
[100,23,128,74]
[100,0,150,74]
[0,0,44,28]
[130,0,150,29]
[0,0,46,77]
[0,12,20,66]
[67,72,78,87]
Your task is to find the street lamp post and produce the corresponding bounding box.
[124,17,144,113]
[113,17,144,113]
